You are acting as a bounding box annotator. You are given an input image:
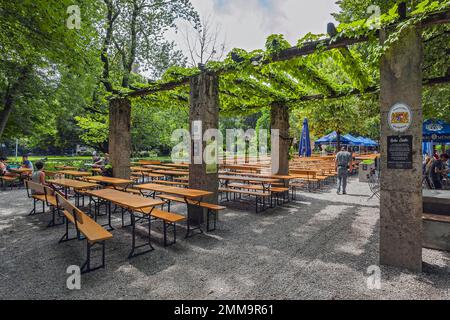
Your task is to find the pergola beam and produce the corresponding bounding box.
[123,8,450,99]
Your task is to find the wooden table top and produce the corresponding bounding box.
[221,164,261,172]
[144,165,177,170]
[219,171,297,180]
[10,168,32,173]
[130,167,154,172]
[137,160,161,165]
[153,170,189,176]
[85,189,164,210]
[58,170,92,177]
[48,178,98,190]
[136,183,212,199]
[55,165,78,170]
[164,163,189,168]
[85,176,133,185]
[218,175,280,183]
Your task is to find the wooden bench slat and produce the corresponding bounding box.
[63,210,113,242]
[158,195,226,211]
[139,207,185,223]
[423,213,450,223]
[219,188,271,197]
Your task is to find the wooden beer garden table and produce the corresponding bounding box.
[144,165,177,170]
[131,166,154,172]
[54,165,78,170]
[153,170,189,179]
[218,175,280,189]
[9,168,32,184]
[136,183,212,237]
[10,168,32,174]
[84,176,133,189]
[58,170,92,179]
[164,163,189,169]
[47,178,99,205]
[136,183,211,199]
[85,188,165,258]
[90,167,102,175]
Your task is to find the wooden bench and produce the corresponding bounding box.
[228,183,289,206]
[154,180,189,187]
[219,188,271,213]
[1,175,19,189]
[138,207,185,246]
[423,213,450,252]
[290,169,320,191]
[56,193,113,273]
[25,181,62,226]
[158,195,226,232]
[108,186,142,195]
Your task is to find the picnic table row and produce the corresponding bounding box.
[26,175,226,272]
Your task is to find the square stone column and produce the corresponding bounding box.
[271,103,290,185]
[109,98,131,179]
[379,26,423,272]
[189,72,220,223]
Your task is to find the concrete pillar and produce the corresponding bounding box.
[270,102,290,179]
[109,98,131,179]
[379,26,423,272]
[189,72,219,222]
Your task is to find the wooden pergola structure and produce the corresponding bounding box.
[107,3,450,272]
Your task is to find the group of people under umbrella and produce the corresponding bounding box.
[297,118,450,191]
[297,118,378,158]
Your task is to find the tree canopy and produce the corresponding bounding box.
[0,0,449,156]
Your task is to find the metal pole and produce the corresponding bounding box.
[15,138,18,161]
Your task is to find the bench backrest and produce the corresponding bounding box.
[25,180,45,197]
[55,192,84,224]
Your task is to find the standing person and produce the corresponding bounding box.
[429,154,448,189]
[335,146,353,195]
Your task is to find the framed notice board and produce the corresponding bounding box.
[387,135,413,169]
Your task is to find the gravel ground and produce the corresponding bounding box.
[0,178,449,300]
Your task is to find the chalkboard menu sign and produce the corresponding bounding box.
[387,135,413,169]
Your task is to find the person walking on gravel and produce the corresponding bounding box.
[335,146,353,195]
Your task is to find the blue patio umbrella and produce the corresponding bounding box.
[315,131,352,145]
[343,134,364,146]
[423,119,450,143]
[356,136,377,147]
[298,118,312,157]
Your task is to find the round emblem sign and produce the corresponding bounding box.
[388,103,412,132]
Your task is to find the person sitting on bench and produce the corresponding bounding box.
[21,154,34,171]
[31,161,46,186]
[0,157,13,176]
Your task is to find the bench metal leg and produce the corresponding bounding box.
[81,241,106,274]
[162,221,177,247]
[47,207,65,228]
[29,199,45,216]
[185,214,203,239]
[206,209,217,232]
[128,213,154,258]
[58,218,79,243]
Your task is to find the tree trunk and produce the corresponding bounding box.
[0,87,14,141]
[109,98,131,179]
[336,130,341,151]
